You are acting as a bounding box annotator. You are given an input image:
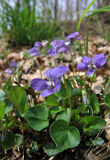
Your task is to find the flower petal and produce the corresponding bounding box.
[45,69,53,80]
[5,68,13,75]
[30,78,48,91]
[64,48,69,54]
[56,39,65,46]
[10,60,16,68]
[95,57,107,68]
[45,66,69,81]
[93,53,105,64]
[84,95,87,105]
[29,47,40,57]
[34,41,42,47]
[76,36,82,40]
[82,56,91,65]
[67,32,79,39]
[40,89,56,97]
[51,66,69,80]
[57,47,66,53]
[77,63,88,71]
[64,39,71,47]
[42,40,48,47]
[29,47,35,53]
[86,69,96,76]
[53,37,56,48]
[48,48,56,57]
[30,51,40,57]
[54,79,61,92]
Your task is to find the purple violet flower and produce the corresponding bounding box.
[48,32,80,56]
[29,41,42,57]
[5,60,17,75]
[63,32,80,54]
[30,66,69,97]
[77,53,107,76]
[48,38,66,57]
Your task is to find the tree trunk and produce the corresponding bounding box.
[15,0,20,11]
[97,0,101,8]
[76,0,80,21]
[54,0,58,20]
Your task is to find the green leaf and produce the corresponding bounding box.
[71,88,81,97]
[46,95,59,106]
[87,5,110,17]
[44,143,64,156]
[1,132,15,150]
[23,105,49,131]
[0,89,5,101]
[0,102,5,120]
[5,98,13,113]
[65,80,73,96]
[90,94,100,114]
[15,134,23,147]
[82,116,106,135]
[49,120,80,150]
[56,108,71,123]
[57,83,67,99]
[3,79,29,115]
[1,132,22,150]
[0,118,14,131]
[77,0,96,31]
[73,104,87,114]
[50,106,63,116]
[104,93,110,108]
[90,137,104,146]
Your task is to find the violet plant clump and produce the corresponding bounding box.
[1,30,109,159]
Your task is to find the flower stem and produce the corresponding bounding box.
[88,106,93,116]
[7,60,19,84]
[63,75,72,108]
[69,50,75,76]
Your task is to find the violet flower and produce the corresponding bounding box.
[48,32,80,56]
[63,32,80,54]
[30,66,69,97]
[48,38,66,57]
[29,41,42,57]
[77,53,107,76]
[5,60,17,75]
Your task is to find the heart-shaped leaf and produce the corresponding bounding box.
[44,143,64,156]
[56,108,71,123]
[46,94,59,106]
[3,79,29,115]
[82,116,106,135]
[104,93,110,108]
[50,106,63,116]
[23,105,49,131]
[49,120,80,150]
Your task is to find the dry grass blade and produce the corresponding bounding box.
[84,142,110,160]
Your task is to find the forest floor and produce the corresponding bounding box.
[0,13,110,160]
